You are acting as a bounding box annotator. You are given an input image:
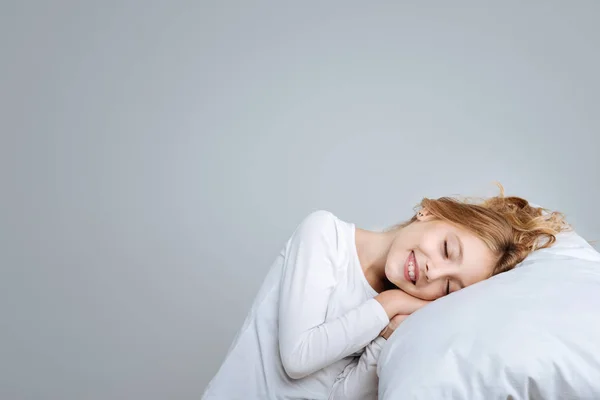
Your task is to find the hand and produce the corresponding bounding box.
[374,289,431,319]
[380,314,408,340]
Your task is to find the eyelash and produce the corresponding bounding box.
[444,240,450,295]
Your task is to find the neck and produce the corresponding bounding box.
[355,227,398,293]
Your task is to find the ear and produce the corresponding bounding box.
[416,208,435,221]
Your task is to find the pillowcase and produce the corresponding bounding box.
[377,229,600,399]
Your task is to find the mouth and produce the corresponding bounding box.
[404,251,419,285]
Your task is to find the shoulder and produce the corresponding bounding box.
[299,209,337,225]
[283,210,358,278]
[288,210,340,244]
[290,210,347,253]
[295,210,339,235]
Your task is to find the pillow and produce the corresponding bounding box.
[377,229,600,399]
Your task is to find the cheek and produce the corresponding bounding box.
[420,282,444,300]
[384,254,403,281]
[420,230,441,253]
[466,250,497,283]
[404,282,444,301]
[390,229,422,255]
[476,263,496,283]
[384,243,407,282]
[386,237,404,261]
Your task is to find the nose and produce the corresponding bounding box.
[424,262,447,282]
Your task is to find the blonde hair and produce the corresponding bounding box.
[399,186,570,276]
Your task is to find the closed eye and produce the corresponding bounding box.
[444,240,449,258]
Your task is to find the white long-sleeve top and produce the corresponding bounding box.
[202,210,390,400]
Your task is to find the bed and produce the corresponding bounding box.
[377,228,600,399]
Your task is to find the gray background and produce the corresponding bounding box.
[1,1,599,399]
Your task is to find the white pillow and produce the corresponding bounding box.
[377,230,600,399]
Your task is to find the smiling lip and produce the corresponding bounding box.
[404,251,419,284]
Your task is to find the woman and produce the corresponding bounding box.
[202,190,567,400]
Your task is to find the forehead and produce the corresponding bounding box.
[430,220,497,277]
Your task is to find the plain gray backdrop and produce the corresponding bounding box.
[1,1,599,399]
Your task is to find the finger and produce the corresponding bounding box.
[401,297,432,314]
[381,315,409,340]
[380,326,391,339]
[389,314,409,330]
[391,314,408,323]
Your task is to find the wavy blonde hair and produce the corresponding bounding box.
[399,185,570,276]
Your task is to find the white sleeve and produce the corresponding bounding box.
[278,211,390,380]
[328,337,386,400]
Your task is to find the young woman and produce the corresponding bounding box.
[202,190,567,400]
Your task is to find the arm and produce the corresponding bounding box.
[278,211,390,379]
[328,314,412,400]
[375,289,431,319]
[328,337,386,400]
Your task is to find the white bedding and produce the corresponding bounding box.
[377,230,600,399]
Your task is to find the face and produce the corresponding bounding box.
[385,212,497,301]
